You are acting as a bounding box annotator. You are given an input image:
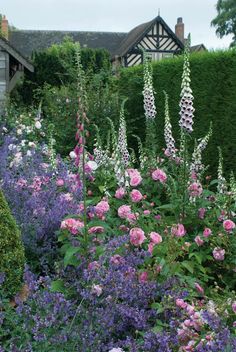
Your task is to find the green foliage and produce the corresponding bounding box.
[211,0,236,47]
[15,37,112,105]
[0,190,25,297]
[117,50,236,177]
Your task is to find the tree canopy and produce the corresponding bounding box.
[211,0,236,47]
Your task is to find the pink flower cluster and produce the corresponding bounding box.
[151,168,167,183]
[129,227,146,246]
[171,224,186,237]
[127,168,142,187]
[148,232,162,254]
[188,182,203,198]
[60,218,84,235]
[95,200,110,218]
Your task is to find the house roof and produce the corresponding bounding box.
[0,35,34,72]
[113,15,185,58]
[9,30,127,58]
[190,44,207,52]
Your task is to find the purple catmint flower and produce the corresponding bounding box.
[179,36,195,133]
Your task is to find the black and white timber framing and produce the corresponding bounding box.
[113,16,185,67]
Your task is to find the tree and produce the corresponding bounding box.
[211,0,236,47]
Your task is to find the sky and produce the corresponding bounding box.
[0,0,233,49]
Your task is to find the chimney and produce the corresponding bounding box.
[175,17,184,43]
[1,15,9,40]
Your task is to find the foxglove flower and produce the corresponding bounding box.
[142,54,157,120]
[217,148,227,194]
[179,35,195,133]
[163,91,176,158]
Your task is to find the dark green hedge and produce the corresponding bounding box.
[117,50,236,177]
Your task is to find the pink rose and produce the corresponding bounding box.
[88,226,104,234]
[176,298,187,309]
[194,282,204,294]
[232,302,236,313]
[110,254,125,265]
[223,219,235,233]
[130,189,143,202]
[194,236,204,246]
[171,224,186,237]
[95,200,110,214]
[148,242,155,254]
[213,247,225,261]
[130,174,142,187]
[60,218,84,235]
[198,208,206,219]
[139,271,148,283]
[88,261,100,270]
[150,232,162,244]
[188,182,203,197]
[203,227,212,237]
[151,168,167,183]
[118,205,132,219]
[115,187,126,199]
[143,210,151,215]
[127,212,137,223]
[129,227,146,246]
[56,178,64,186]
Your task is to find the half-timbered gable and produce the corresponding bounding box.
[113,16,185,67]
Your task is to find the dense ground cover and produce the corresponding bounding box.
[0,44,236,351]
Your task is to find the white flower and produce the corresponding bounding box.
[2,127,8,133]
[35,121,42,129]
[16,129,22,135]
[109,349,125,352]
[87,160,98,171]
[26,150,32,157]
[69,151,76,159]
[8,144,16,151]
[28,141,36,148]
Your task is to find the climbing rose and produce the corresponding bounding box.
[223,219,235,233]
[129,227,146,246]
[151,168,167,183]
[213,247,225,261]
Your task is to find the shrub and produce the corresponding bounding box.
[0,189,25,297]
[117,50,236,177]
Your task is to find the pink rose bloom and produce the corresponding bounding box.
[232,302,236,313]
[129,227,146,246]
[188,182,203,197]
[88,261,100,270]
[155,214,161,220]
[130,174,142,187]
[198,208,206,219]
[223,219,236,232]
[118,205,132,219]
[143,209,151,215]
[150,232,162,244]
[95,200,110,214]
[110,254,125,265]
[130,189,143,202]
[176,298,187,309]
[115,187,126,199]
[171,224,186,237]
[139,271,148,283]
[148,242,155,254]
[60,218,84,235]
[127,212,137,223]
[195,236,204,246]
[88,226,104,234]
[151,168,167,183]
[203,227,212,237]
[195,282,204,294]
[56,178,64,187]
[213,247,225,261]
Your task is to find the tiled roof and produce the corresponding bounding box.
[9,30,127,58]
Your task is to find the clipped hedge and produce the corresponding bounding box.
[118,50,236,177]
[0,189,25,297]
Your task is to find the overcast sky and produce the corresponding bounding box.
[1,0,233,49]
